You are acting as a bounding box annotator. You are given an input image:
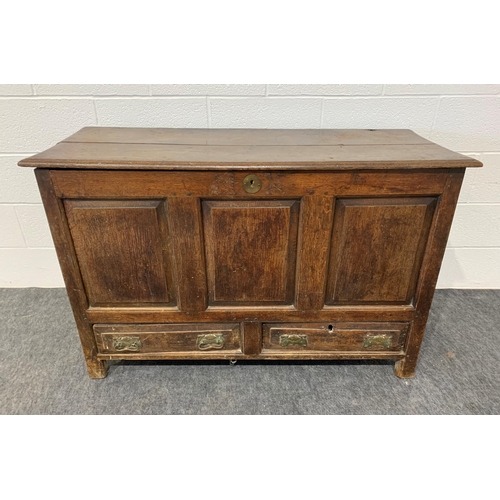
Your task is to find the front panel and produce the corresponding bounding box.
[55,170,447,318]
[64,199,175,307]
[202,200,299,305]
[325,197,437,305]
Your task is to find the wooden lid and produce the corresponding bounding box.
[18,127,482,170]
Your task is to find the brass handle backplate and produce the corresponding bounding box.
[113,336,143,352]
[363,334,392,349]
[197,333,225,351]
[279,334,308,347]
[243,174,262,193]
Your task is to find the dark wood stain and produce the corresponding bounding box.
[242,321,262,355]
[203,200,299,305]
[167,197,207,312]
[295,196,335,311]
[86,305,417,324]
[262,322,409,352]
[395,171,465,378]
[50,169,451,198]
[95,323,241,354]
[21,128,479,378]
[35,170,108,378]
[65,200,173,306]
[326,197,437,305]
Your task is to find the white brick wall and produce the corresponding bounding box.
[0,84,499,288]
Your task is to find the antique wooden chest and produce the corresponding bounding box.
[19,127,482,378]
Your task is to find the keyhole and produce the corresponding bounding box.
[328,324,333,332]
[243,174,261,193]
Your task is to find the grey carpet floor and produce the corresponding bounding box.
[0,288,499,414]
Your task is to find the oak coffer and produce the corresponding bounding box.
[19,127,482,379]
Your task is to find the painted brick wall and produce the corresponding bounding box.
[1,84,499,287]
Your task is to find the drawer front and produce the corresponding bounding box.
[263,322,409,352]
[94,323,241,354]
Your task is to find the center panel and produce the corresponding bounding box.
[202,199,300,306]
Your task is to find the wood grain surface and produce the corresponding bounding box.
[203,200,299,305]
[23,128,477,379]
[65,200,174,306]
[18,128,482,170]
[262,322,409,352]
[95,323,241,354]
[326,197,437,305]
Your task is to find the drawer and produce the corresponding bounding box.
[94,323,241,354]
[262,322,409,352]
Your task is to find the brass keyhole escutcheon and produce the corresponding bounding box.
[243,174,262,193]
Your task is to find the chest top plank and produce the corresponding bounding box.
[18,127,482,170]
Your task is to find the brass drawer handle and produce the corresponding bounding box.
[279,334,308,347]
[197,333,225,351]
[113,336,143,351]
[363,334,392,349]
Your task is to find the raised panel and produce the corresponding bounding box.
[326,197,437,305]
[65,200,174,306]
[203,200,300,305]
